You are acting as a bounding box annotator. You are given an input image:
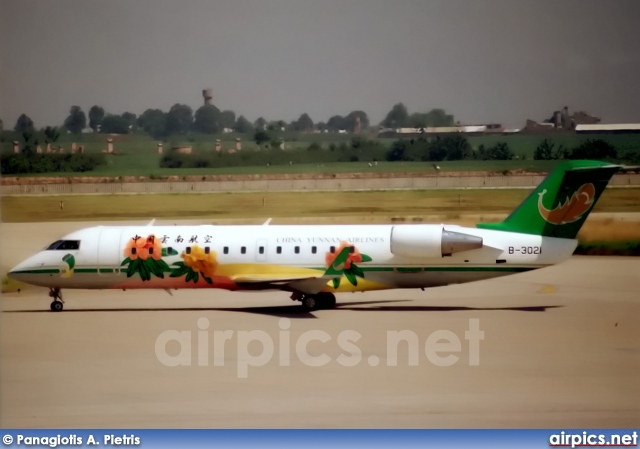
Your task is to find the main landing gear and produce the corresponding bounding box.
[49,288,64,312]
[291,292,337,311]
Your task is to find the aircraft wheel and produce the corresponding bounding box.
[301,296,318,311]
[50,300,64,312]
[318,293,337,309]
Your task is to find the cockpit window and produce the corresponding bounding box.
[45,240,80,250]
[45,240,63,250]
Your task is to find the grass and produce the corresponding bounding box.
[0,190,527,222]
[6,160,562,178]
[575,240,640,256]
[573,219,640,256]
[2,188,639,223]
[3,132,639,177]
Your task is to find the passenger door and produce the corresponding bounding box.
[97,228,123,275]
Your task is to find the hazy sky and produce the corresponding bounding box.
[1,0,639,129]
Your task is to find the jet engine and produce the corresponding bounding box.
[390,225,483,258]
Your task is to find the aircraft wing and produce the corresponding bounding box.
[232,247,352,295]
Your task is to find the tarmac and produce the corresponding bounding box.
[1,223,639,428]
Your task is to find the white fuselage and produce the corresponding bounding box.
[9,224,577,293]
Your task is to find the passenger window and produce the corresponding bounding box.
[311,246,317,254]
[330,246,335,254]
[205,247,210,254]
[241,246,246,254]
[277,246,282,254]
[168,246,173,254]
[349,246,355,253]
[259,246,264,254]
[148,247,154,255]
[186,247,191,254]
[223,247,229,254]
[131,248,137,255]
[295,246,300,254]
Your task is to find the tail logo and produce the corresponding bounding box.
[538,183,596,225]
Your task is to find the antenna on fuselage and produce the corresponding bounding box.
[147,218,156,226]
[263,218,272,226]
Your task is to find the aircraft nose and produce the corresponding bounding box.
[8,261,26,279]
[8,258,39,279]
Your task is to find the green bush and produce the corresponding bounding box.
[385,135,473,162]
[476,142,514,160]
[0,152,106,175]
[568,139,617,160]
[158,138,388,169]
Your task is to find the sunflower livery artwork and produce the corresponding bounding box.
[170,245,218,284]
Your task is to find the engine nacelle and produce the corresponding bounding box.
[390,225,483,258]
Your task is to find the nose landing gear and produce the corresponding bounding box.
[48,288,64,312]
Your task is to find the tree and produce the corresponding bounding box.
[426,139,447,161]
[121,112,137,132]
[477,142,514,160]
[44,126,60,144]
[444,135,472,160]
[64,105,87,135]
[254,129,271,145]
[14,113,35,134]
[533,139,567,160]
[408,109,455,128]
[267,120,286,131]
[620,149,640,164]
[427,135,471,161]
[137,109,167,139]
[100,115,130,134]
[381,102,409,128]
[492,142,514,160]
[327,115,346,131]
[220,110,236,130]
[234,115,253,134]
[19,131,35,156]
[294,113,314,132]
[88,105,105,132]
[344,110,370,131]
[165,104,193,135]
[569,139,617,160]
[193,105,221,134]
[386,140,410,161]
[254,117,267,129]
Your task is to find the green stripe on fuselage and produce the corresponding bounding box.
[314,266,537,273]
[12,266,538,276]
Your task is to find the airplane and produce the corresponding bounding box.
[7,160,623,312]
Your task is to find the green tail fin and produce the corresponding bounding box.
[477,160,620,239]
